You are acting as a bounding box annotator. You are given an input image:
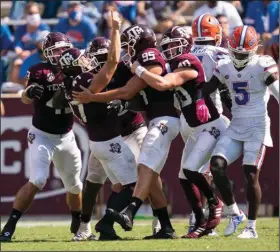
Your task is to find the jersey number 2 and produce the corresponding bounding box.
[233,82,249,105]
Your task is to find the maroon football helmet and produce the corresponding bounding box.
[42,32,73,66]
[59,48,99,76]
[120,24,157,65]
[160,26,193,60]
[86,37,111,69]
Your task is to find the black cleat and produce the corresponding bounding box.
[106,209,133,231]
[98,232,122,241]
[0,232,12,242]
[143,229,178,240]
[95,220,119,239]
[70,217,81,234]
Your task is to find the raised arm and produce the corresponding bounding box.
[132,61,197,91]
[88,11,122,94]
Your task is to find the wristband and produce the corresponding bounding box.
[135,65,146,78]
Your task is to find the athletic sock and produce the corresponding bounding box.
[227,203,240,216]
[124,197,143,220]
[81,181,103,223]
[247,219,256,229]
[1,208,22,236]
[153,207,174,232]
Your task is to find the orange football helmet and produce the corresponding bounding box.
[192,13,222,46]
[228,25,259,68]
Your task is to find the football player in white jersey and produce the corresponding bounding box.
[204,25,279,238]
[178,13,236,235]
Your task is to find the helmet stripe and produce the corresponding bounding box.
[239,25,248,47]
[197,14,206,37]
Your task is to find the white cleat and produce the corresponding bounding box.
[224,210,247,236]
[237,227,258,239]
[72,222,97,241]
[208,228,219,236]
[152,217,161,235]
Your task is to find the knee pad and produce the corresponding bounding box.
[210,156,227,174]
[29,178,47,190]
[68,181,83,194]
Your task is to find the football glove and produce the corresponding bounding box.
[25,83,44,100]
[107,100,127,115]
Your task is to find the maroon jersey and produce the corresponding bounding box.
[137,48,178,121]
[168,53,219,127]
[107,61,146,136]
[26,63,73,134]
[66,72,121,142]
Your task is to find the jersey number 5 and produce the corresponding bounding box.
[233,82,249,105]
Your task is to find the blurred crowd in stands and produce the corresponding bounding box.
[0,0,279,94]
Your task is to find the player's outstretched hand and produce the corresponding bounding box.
[111,11,122,30]
[131,60,141,74]
[196,98,210,123]
[25,83,44,100]
[72,86,93,104]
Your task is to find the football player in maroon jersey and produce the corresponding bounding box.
[73,24,180,239]
[131,26,227,238]
[0,32,84,242]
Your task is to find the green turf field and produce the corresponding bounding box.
[1,218,278,251]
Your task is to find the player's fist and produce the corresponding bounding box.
[25,83,44,100]
[196,99,210,123]
[111,11,122,30]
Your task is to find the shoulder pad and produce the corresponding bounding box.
[73,72,94,91]
[258,55,277,69]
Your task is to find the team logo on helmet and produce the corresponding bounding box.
[46,72,55,82]
[127,26,145,40]
[60,52,75,66]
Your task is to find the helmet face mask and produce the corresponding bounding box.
[86,37,111,70]
[228,45,257,68]
[160,37,189,60]
[120,40,136,66]
[42,33,73,66]
[59,48,100,75]
[228,26,259,68]
[159,26,193,61]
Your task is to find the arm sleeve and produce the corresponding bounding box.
[202,53,215,82]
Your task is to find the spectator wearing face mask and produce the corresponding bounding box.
[193,0,243,34]
[18,30,50,85]
[53,1,97,49]
[13,2,50,59]
[216,14,230,49]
